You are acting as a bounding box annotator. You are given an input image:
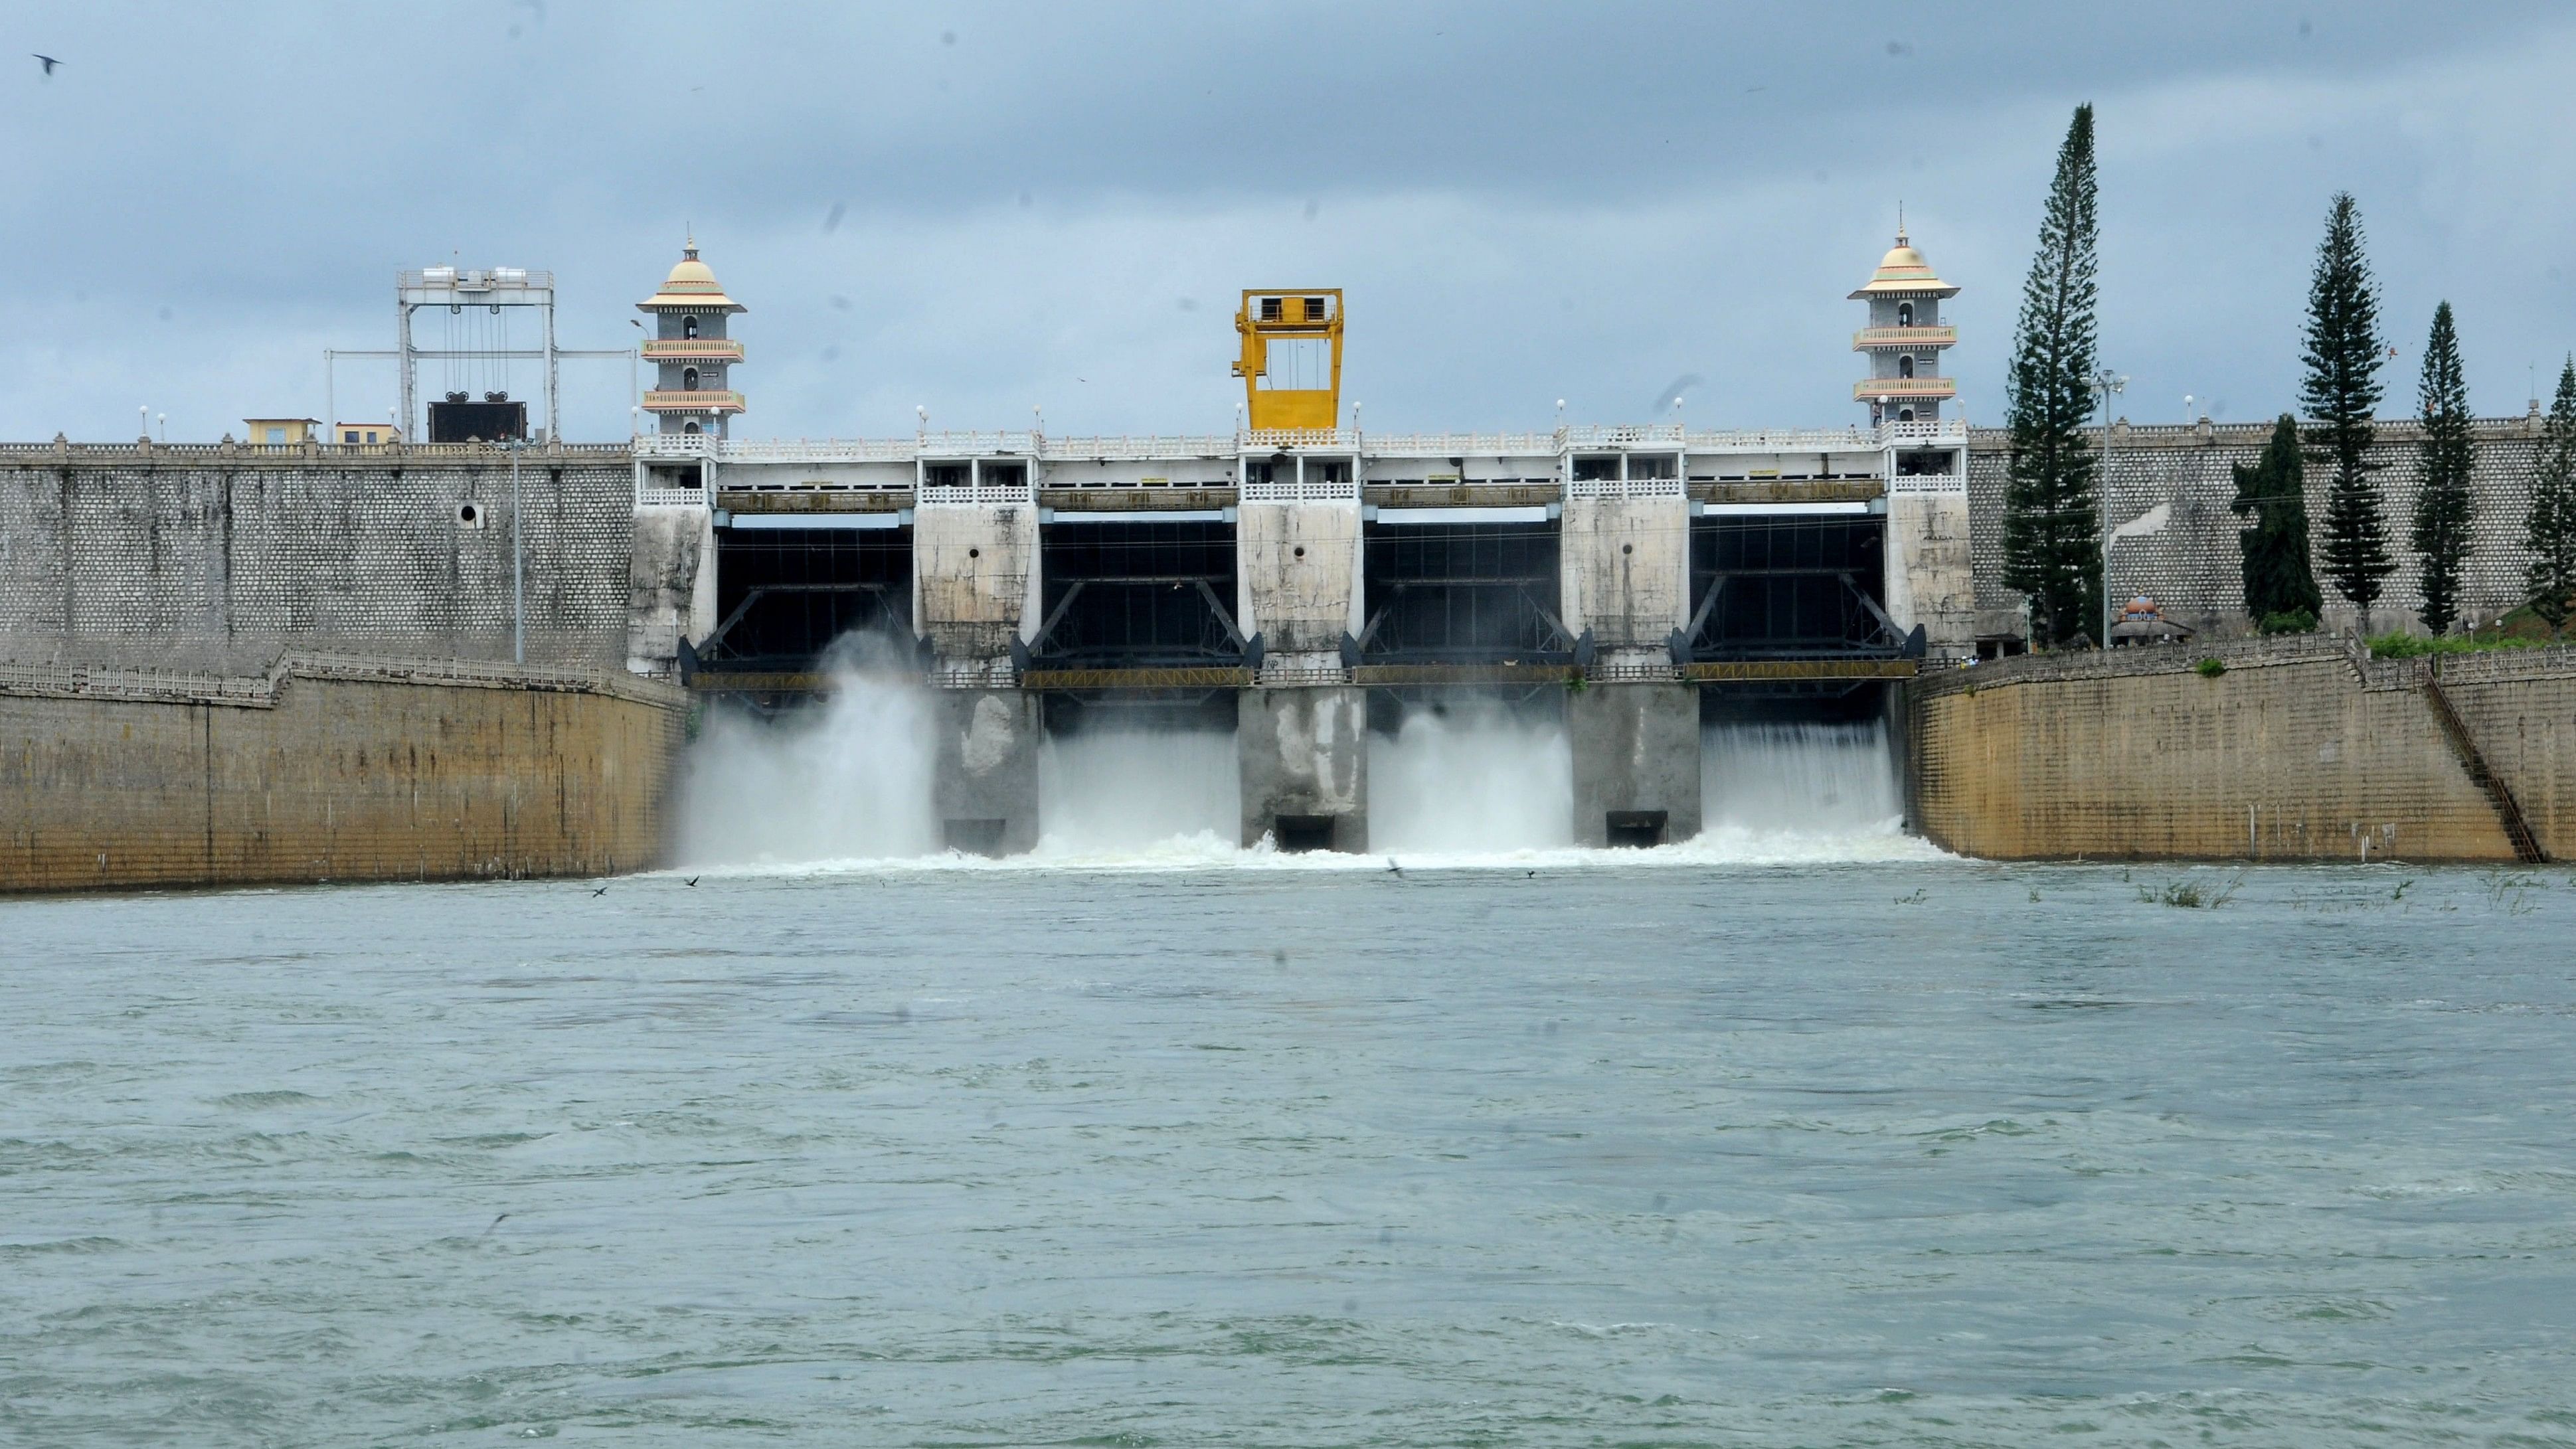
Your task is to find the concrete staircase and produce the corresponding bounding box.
[2423,671,2547,864]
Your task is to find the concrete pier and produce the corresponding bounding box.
[1238,685,1368,851]
[1559,489,1689,655]
[911,491,1039,669]
[1235,495,1364,673]
[1569,683,1701,847]
[1883,483,1976,659]
[932,688,1042,855]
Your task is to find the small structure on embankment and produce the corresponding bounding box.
[1905,638,2573,863]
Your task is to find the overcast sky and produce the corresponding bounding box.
[10,1,2575,444]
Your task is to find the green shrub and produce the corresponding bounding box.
[2258,608,2318,635]
[2368,631,2548,659]
[2140,873,2245,908]
[2194,657,2227,677]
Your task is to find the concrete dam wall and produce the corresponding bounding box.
[1908,639,2576,863]
[9,424,2570,877]
[0,439,646,672]
[0,655,687,893]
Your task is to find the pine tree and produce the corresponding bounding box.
[2230,414,2322,629]
[2527,358,2576,636]
[2407,302,2476,634]
[2301,193,2393,631]
[2001,104,2104,648]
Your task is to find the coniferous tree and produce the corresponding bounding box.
[2407,301,2476,634]
[2230,414,2322,629]
[2001,104,2104,647]
[2526,358,2576,636]
[2301,193,2393,630]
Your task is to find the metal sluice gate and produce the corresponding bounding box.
[689,511,1913,703]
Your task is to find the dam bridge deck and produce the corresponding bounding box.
[686,658,1920,698]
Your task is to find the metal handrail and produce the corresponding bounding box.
[1853,325,1958,346]
[642,390,746,408]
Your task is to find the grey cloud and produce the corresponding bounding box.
[7,2,2575,443]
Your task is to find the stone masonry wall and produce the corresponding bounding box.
[1907,637,2576,862]
[1968,414,2550,640]
[2430,646,2576,861]
[0,655,688,891]
[0,442,638,671]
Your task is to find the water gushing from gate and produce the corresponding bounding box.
[1701,719,1904,835]
[1369,703,1574,853]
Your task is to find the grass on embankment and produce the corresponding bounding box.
[2367,604,2570,659]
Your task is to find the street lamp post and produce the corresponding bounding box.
[2093,368,2127,647]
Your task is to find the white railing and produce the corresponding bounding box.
[1567,474,1687,499]
[638,339,744,359]
[1241,474,1361,504]
[1243,428,1359,451]
[618,418,1966,475]
[642,390,746,409]
[917,481,1037,507]
[1877,418,1970,443]
[631,433,714,459]
[631,435,915,463]
[1685,426,1885,452]
[1853,325,1958,347]
[1563,423,1686,448]
[918,430,1037,455]
[1041,434,1235,460]
[1364,431,1559,456]
[1850,378,1956,400]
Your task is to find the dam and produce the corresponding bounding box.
[7,233,2570,885]
[645,408,1964,854]
[632,247,1972,855]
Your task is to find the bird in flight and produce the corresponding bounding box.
[684,877,699,887]
[1385,857,1404,877]
[590,885,608,897]
[33,54,63,76]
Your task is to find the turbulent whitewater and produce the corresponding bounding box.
[673,672,1929,870]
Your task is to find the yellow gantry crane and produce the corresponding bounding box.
[1232,290,1343,432]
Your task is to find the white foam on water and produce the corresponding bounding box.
[1679,717,1941,863]
[1035,727,1239,856]
[1367,701,1574,854]
[671,655,940,867]
[1703,719,1906,829]
[672,675,1940,875]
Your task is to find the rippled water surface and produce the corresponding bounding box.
[7,858,2576,1446]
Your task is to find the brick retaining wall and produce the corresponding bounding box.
[1909,638,2576,862]
[1,655,688,892]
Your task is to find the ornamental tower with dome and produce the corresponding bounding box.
[1849,218,1960,424]
[638,238,746,437]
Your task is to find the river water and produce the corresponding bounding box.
[7,846,2575,1446]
